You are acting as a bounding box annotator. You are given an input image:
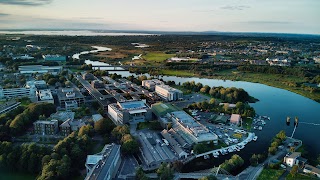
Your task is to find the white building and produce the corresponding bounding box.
[0,86,36,100]
[12,54,35,60]
[284,152,301,167]
[168,111,218,144]
[37,89,54,104]
[19,65,62,75]
[42,54,66,62]
[155,84,183,101]
[142,79,164,91]
[108,100,152,125]
[85,143,121,180]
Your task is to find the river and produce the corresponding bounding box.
[82,51,320,172]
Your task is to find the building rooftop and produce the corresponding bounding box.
[38,89,53,101]
[156,84,183,93]
[57,88,84,100]
[230,114,241,123]
[304,164,320,174]
[287,152,301,159]
[151,102,180,117]
[34,119,58,125]
[118,100,147,110]
[50,111,75,122]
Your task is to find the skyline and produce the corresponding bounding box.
[0,0,319,34]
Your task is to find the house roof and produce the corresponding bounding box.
[287,152,301,159]
[230,114,241,123]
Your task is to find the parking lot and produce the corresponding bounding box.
[172,93,210,109]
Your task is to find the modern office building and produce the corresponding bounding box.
[142,79,164,91]
[19,65,62,75]
[34,119,59,135]
[26,80,48,90]
[167,111,218,144]
[0,86,36,100]
[65,100,78,110]
[42,55,67,62]
[37,89,54,104]
[57,88,85,109]
[85,143,121,180]
[155,84,183,101]
[108,100,152,125]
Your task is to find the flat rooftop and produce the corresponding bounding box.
[151,103,180,117]
[119,100,146,110]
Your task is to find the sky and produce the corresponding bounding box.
[0,0,319,34]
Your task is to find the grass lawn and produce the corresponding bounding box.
[142,52,175,62]
[286,173,317,180]
[257,168,284,180]
[137,121,162,130]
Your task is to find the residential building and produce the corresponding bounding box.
[59,118,86,136]
[34,120,59,135]
[284,152,301,167]
[42,54,66,62]
[303,165,320,178]
[167,111,218,144]
[57,88,85,109]
[37,89,54,104]
[266,57,291,66]
[155,84,183,101]
[18,65,62,75]
[108,100,152,125]
[65,100,78,111]
[230,114,242,126]
[85,143,121,180]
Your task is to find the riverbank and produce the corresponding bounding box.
[153,69,320,103]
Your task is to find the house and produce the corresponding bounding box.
[230,114,242,126]
[303,164,320,178]
[283,152,302,167]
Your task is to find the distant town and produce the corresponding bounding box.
[0,33,319,180]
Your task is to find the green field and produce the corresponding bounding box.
[142,52,175,62]
[257,168,284,180]
[151,102,180,116]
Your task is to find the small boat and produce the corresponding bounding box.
[213,154,218,158]
[228,148,233,153]
[253,136,258,141]
[258,126,263,131]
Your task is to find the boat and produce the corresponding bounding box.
[228,148,233,153]
[253,136,258,141]
[258,126,263,131]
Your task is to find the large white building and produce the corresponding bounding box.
[167,111,218,144]
[0,86,36,100]
[108,100,152,125]
[142,79,164,91]
[155,84,183,101]
[19,65,62,75]
[85,143,121,180]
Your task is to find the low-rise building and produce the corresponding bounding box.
[230,114,242,126]
[108,100,152,125]
[155,84,183,101]
[0,100,21,115]
[19,65,62,75]
[42,54,66,62]
[91,80,105,89]
[142,79,164,91]
[161,129,188,159]
[12,54,35,60]
[92,114,104,122]
[303,164,320,178]
[34,119,59,135]
[50,111,75,122]
[284,152,301,167]
[85,143,121,180]
[26,80,47,90]
[168,111,218,144]
[0,86,36,100]
[37,89,54,104]
[59,118,86,136]
[57,88,85,109]
[65,100,78,111]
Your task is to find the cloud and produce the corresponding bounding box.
[242,21,293,25]
[221,5,250,10]
[0,0,52,6]
[0,13,10,16]
[78,17,104,20]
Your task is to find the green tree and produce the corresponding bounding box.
[276,130,286,142]
[157,163,174,180]
[199,175,218,180]
[290,165,298,177]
